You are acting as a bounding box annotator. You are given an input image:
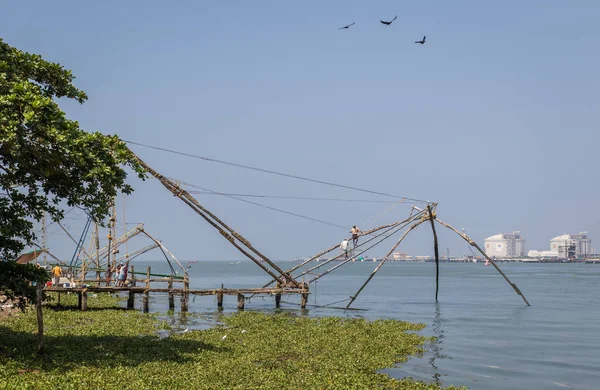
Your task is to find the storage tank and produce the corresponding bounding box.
[484,231,526,258]
[550,232,591,258]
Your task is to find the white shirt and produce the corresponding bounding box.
[340,240,349,251]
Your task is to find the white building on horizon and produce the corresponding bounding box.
[527,250,558,258]
[550,232,592,258]
[484,231,526,258]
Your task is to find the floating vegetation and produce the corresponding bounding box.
[0,293,465,389]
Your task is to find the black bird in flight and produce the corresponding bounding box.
[415,36,426,44]
[380,15,397,26]
[339,22,355,30]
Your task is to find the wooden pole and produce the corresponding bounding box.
[181,272,189,312]
[237,293,245,310]
[434,216,531,306]
[300,293,308,309]
[111,203,117,269]
[217,283,223,309]
[131,153,296,287]
[138,229,186,274]
[143,266,150,313]
[36,282,44,355]
[94,223,101,284]
[168,276,175,311]
[127,291,135,309]
[130,265,136,286]
[127,266,135,309]
[81,288,88,311]
[427,205,440,302]
[275,293,281,308]
[42,212,47,265]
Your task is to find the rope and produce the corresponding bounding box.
[364,199,405,226]
[125,140,429,203]
[187,191,404,204]
[176,179,348,230]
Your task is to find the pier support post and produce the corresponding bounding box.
[275,293,281,308]
[237,294,245,310]
[130,265,136,286]
[300,293,308,309]
[127,291,135,309]
[181,272,189,313]
[217,284,224,309]
[143,266,151,313]
[168,276,175,311]
[81,289,88,311]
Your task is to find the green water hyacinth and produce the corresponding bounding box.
[0,293,465,389]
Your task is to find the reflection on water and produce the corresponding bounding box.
[429,303,450,386]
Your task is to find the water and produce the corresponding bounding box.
[136,261,600,389]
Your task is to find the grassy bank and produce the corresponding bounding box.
[0,293,464,389]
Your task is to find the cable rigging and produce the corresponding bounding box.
[173,178,349,230]
[124,140,429,203]
[186,191,404,204]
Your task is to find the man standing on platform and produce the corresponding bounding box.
[340,239,349,260]
[51,264,62,286]
[350,225,362,247]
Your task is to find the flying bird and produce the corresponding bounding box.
[380,15,397,26]
[339,22,355,30]
[415,36,426,44]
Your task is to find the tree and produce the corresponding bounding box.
[0,260,50,310]
[1,38,145,354]
[0,38,145,261]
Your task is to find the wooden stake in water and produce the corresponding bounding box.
[168,276,175,311]
[143,266,151,313]
[434,217,531,306]
[427,205,440,301]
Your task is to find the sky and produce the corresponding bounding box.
[2,1,599,263]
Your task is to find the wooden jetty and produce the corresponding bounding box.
[44,265,309,312]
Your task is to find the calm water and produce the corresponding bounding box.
[134,260,600,389]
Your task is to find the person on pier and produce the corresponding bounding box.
[340,239,350,260]
[51,264,62,286]
[105,266,113,287]
[350,225,362,247]
[117,263,126,287]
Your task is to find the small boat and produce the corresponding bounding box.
[188,260,198,264]
[484,259,490,266]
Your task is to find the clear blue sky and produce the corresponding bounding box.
[2,1,599,262]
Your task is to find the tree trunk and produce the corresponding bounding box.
[36,282,44,355]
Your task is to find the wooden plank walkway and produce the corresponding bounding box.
[44,263,309,312]
[44,286,307,295]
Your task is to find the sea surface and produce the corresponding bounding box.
[134,260,600,390]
